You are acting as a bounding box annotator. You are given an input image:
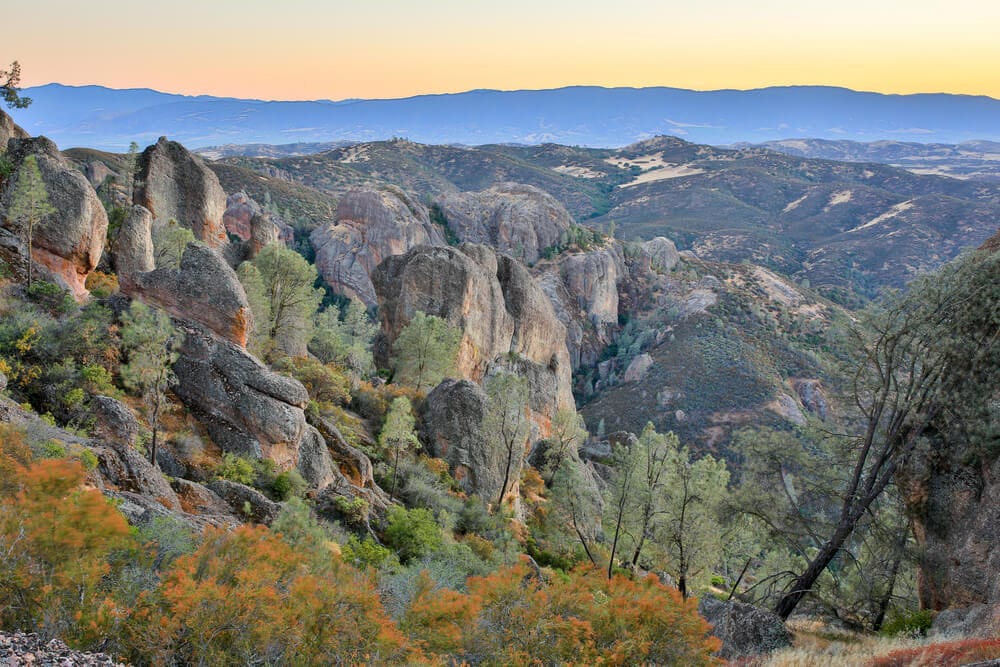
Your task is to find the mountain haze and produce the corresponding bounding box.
[11,83,1000,151]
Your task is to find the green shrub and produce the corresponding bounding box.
[271,469,307,500]
[216,453,255,485]
[76,449,99,471]
[881,608,933,637]
[384,506,443,563]
[40,439,67,458]
[27,280,76,315]
[342,534,399,572]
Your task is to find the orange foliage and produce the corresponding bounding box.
[403,557,721,666]
[127,524,412,666]
[0,451,132,644]
[868,638,1000,667]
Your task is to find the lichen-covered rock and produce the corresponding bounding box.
[111,204,155,287]
[311,186,445,306]
[0,136,108,300]
[297,426,336,490]
[433,183,572,265]
[124,243,252,347]
[92,440,181,511]
[373,243,574,432]
[170,478,239,523]
[135,137,228,247]
[91,395,140,447]
[623,353,654,383]
[207,479,282,525]
[421,379,498,499]
[82,160,116,189]
[643,236,680,273]
[791,378,828,421]
[0,109,28,147]
[698,596,792,660]
[223,191,294,246]
[172,321,309,466]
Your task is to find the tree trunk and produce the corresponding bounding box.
[774,517,856,619]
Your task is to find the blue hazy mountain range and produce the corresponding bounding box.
[10,83,1000,152]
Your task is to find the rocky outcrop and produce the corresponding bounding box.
[374,244,574,425]
[0,632,125,666]
[207,479,282,525]
[642,236,680,273]
[0,137,108,300]
[433,183,572,265]
[698,597,792,660]
[172,320,307,463]
[0,109,28,146]
[135,137,228,247]
[311,187,445,306]
[421,379,506,501]
[124,243,252,347]
[791,379,828,421]
[898,437,1000,634]
[111,205,155,286]
[223,191,294,244]
[92,440,181,510]
[91,395,140,447]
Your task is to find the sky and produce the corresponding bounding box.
[7,0,1000,101]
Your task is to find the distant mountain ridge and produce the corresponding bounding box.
[10,83,1000,151]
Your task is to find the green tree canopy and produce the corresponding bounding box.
[310,298,377,376]
[390,311,461,391]
[6,155,55,290]
[1,61,31,109]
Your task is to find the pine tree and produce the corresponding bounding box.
[247,243,323,357]
[391,311,461,391]
[6,155,55,291]
[120,301,180,466]
[379,396,420,502]
[483,372,530,510]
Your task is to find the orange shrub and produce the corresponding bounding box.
[868,638,1000,667]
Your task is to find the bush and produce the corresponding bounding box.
[85,271,119,298]
[880,608,934,637]
[384,506,443,563]
[27,280,76,315]
[215,452,255,485]
[271,469,307,501]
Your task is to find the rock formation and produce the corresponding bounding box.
[421,379,497,499]
[698,597,791,660]
[311,186,445,306]
[124,243,252,347]
[0,137,108,300]
[135,137,228,247]
[0,109,28,147]
[111,205,155,286]
[433,183,572,265]
[223,191,294,249]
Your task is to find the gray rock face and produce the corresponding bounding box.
[207,479,282,525]
[643,236,680,273]
[124,243,252,347]
[111,205,155,287]
[93,440,181,510]
[434,183,572,265]
[0,109,29,147]
[421,379,497,499]
[698,596,792,660]
[311,186,445,306]
[172,321,309,466]
[0,136,108,300]
[792,378,828,421]
[170,478,239,522]
[898,437,1000,633]
[374,243,574,432]
[91,395,140,447]
[135,137,228,247]
[223,191,294,247]
[931,604,1000,639]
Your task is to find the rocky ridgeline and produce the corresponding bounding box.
[0,632,125,666]
[0,136,107,300]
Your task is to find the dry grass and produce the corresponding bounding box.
[744,620,927,667]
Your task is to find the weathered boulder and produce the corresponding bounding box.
[82,160,116,190]
[111,205,155,287]
[643,236,680,273]
[207,479,282,525]
[90,395,140,447]
[170,478,239,523]
[374,243,574,432]
[421,379,500,500]
[623,353,654,383]
[92,440,181,511]
[124,242,252,347]
[698,596,792,660]
[433,183,572,265]
[311,186,445,306]
[296,426,336,490]
[135,137,228,247]
[222,191,293,261]
[171,321,308,466]
[0,109,28,146]
[0,137,108,300]
[791,378,828,421]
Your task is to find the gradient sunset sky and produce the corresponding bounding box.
[8,0,1000,100]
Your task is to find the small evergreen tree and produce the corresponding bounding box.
[247,243,323,357]
[391,311,461,391]
[483,372,530,510]
[6,155,55,291]
[379,396,420,502]
[120,301,180,466]
[1,61,31,109]
[152,220,196,270]
[310,298,377,375]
